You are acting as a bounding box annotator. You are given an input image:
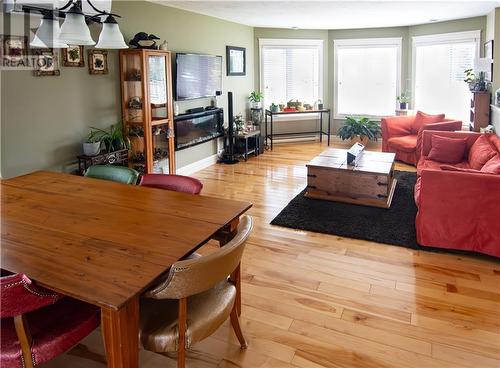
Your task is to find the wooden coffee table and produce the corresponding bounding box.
[305,148,397,208]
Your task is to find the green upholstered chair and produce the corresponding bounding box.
[84,165,140,185]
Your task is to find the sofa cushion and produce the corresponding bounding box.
[412,111,445,133]
[428,135,467,164]
[414,176,422,206]
[417,157,470,176]
[468,135,497,170]
[481,154,500,174]
[387,135,417,153]
[488,134,500,152]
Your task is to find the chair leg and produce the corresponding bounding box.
[178,298,187,368]
[230,307,247,349]
[230,264,242,317]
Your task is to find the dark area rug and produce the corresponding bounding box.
[271,171,498,260]
[271,171,419,248]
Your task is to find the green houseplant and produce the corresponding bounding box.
[338,116,381,146]
[91,123,128,153]
[396,91,410,109]
[248,91,264,108]
[83,128,103,156]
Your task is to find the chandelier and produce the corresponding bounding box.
[5,0,128,49]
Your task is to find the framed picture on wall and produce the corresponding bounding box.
[484,40,494,59]
[88,49,108,75]
[0,35,28,65]
[62,45,84,67]
[33,48,60,77]
[226,46,246,76]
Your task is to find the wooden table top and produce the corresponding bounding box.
[307,148,396,175]
[1,171,252,310]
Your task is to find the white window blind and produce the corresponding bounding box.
[412,31,480,124]
[260,39,322,109]
[334,38,402,118]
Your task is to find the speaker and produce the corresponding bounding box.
[218,91,239,164]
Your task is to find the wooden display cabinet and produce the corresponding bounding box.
[469,91,491,132]
[119,49,175,174]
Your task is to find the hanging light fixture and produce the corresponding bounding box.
[59,2,95,45]
[95,14,127,49]
[30,13,69,48]
[9,0,127,49]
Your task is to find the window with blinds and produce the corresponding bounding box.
[413,31,480,124]
[334,38,402,118]
[260,39,323,109]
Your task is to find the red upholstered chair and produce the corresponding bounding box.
[140,174,203,195]
[381,111,462,165]
[1,273,100,368]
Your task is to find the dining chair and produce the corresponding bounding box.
[139,173,203,195]
[0,273,101,368]
[84,165,140,185]
[139,215,253,368]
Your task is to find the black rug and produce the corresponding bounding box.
[271,171,419,248]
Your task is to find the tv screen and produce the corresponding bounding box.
[175,53,222,100]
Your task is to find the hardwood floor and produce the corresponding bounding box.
[45,141,500,368]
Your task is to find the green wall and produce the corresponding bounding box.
[0,1,254,178]
[255,16,486,133]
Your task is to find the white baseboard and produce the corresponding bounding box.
[176,153,219,175]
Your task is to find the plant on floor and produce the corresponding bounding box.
[338,116,381,144]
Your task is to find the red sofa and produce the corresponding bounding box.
[415,131,500,257]
[381,112,462,165]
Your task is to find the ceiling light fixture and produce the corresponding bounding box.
[9,0,128,49]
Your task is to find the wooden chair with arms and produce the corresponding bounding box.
[139,215,253,368]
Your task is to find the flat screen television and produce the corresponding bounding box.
[175,53,222,100]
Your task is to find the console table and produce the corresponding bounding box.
[264,109,331,150]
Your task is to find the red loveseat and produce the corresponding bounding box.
[415,131,500,257]
[381,112,462,165]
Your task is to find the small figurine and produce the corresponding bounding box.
[129,32,161,49]
[159,40,168,50]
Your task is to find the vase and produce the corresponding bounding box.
[351,136,369,147]
[399,102,407,110]
[83,142,101,156]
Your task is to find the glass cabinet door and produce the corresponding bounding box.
[148,55,168,121]
[122,53,144,125]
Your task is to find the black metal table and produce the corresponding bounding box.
[235,130,261,161]
[264,109,331,150]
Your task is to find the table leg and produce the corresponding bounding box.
[328,110,331,146]
[265,112,268,148]
[319,112,323,143]
[270,114,273,151]
[101,298,139,368]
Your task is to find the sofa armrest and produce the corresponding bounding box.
[416,168,500,252]
[381,116,414,139]
[416,120,463,161]
[420,130,481,157]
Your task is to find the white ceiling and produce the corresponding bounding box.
[156,1,500,30]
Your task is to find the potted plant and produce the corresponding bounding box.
[233,114,245,133]
[338,116,381,146]
[270,103,279,113]
[396,91,410,109]
[248,91,264,109]
[464,68,476,91]
[91,123,128,153]
[83,128,103,156]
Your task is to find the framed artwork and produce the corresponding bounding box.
[226,46,246,76]
[33,48,60,77]
[88,49,108,75]
[62,45,84,67]
[484,40,494,59]
[0,35,28,65]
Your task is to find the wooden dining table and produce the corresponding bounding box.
[1,171,252,368]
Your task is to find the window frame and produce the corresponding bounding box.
[333,37,403,120]
[259,38,324,121]
[411,30,481,120]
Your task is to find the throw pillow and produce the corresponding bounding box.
[468,135,496,170]
[481,154,500,174]
[412,111,445,133]
[428,135,467,164]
